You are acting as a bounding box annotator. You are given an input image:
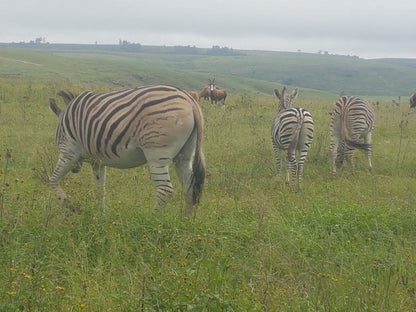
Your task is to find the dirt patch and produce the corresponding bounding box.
[0,56,41,66]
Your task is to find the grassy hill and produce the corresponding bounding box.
[1,44,416,97]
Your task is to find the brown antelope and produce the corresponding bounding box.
[208,79,227,105]
[198,86,210,101]
[188,91,200,102]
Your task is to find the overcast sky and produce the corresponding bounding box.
[1,0,415,59]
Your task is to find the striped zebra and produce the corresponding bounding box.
[271,86,314,188]
[48,85,206,216]
[329,95,375,175]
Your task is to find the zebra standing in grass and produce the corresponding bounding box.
[49,85,205,217]
[271,86,314,188]
[329,95,375,175]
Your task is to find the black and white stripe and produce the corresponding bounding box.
[329,95,375,174]
[49,85,205,216]
[271,86,314,188]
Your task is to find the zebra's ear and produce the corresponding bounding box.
[57,90,76,106]
[49,98,62,117]
[292,88,298,98]
[274,86,286,99]
[274,89,281,99]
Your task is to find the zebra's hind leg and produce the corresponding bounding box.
[297,153,307,190]
[286,150,297,185]
[273,144,283,182]
[92,162,106,210]
[174,152,195,218]
[335,144,345,169]
[344,146,355,170]
[330,140,340,175]
[49,153,80,212]
[364,132,373,171]
[148,163,173,213]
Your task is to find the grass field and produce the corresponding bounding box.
[1,49,416,311]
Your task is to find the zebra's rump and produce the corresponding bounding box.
[332,96,374,123]
[271,108,313,149]
[330,95,374,147]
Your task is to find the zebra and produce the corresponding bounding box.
[48,85,206,217]
[208,79,227,105]
[329,95,375,175]
[271,86,314,188]
[410,92,416,108]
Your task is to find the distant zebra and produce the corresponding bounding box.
[271,86,314,188]
[410,92,416,108]
[208,79,227,105]
[49,85,206,216]
[329,95,375,175]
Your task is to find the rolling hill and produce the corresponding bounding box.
[1,43,415,97]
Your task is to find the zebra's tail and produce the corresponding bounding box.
[191,101,206,205]
[288,115,303,156]
[341,112,370,151]
[344,139,370,150]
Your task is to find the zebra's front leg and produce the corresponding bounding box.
[92,162,106,209]
[49,153,79,211]
[149,164,173,213]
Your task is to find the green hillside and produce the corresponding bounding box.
[1,44,416,96]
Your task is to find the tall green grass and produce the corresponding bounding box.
[1,78,416,311]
